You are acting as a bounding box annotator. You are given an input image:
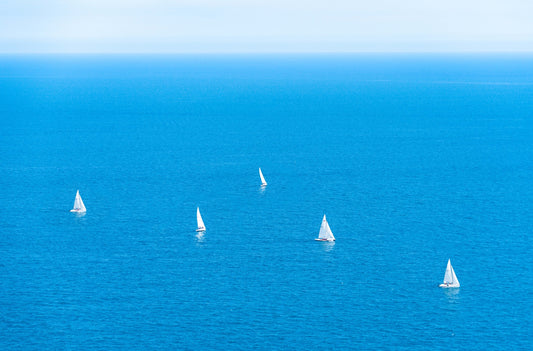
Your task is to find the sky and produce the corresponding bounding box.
[1,0,532,53]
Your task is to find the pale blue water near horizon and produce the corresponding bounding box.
[0,54,532,350]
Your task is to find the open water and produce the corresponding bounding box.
[0,54,532,350]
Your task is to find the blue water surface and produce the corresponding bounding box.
[0,54,532,350]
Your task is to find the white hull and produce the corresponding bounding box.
[439,283,460,288]
[196,228,205,232]
[315,238,335,242]
[70,209,85,213]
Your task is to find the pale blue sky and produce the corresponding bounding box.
[1,0,532,53]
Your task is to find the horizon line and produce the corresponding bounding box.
[1,50,533,55]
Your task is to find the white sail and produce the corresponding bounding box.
[440,259,460,288]
[450,264,460,286]
[316,214,335,241]
[259,168,267,186]
[70,190,86,213]
[196,207,206,232]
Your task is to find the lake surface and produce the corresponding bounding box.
[0,54,532,350]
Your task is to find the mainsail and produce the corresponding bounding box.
[259,168,267,186]
[196,207,206,232]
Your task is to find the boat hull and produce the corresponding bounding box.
[439,283,460,288]
[315,238,335,242]
[70,209,85,213]
[196,228,205,232]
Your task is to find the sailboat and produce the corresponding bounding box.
[70,190,86,213]
[259,168,267,186]
[196,207,206,232]
[315,214,335,241]
[439,259,460,288]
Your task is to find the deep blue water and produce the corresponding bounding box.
[0,54,532,350]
